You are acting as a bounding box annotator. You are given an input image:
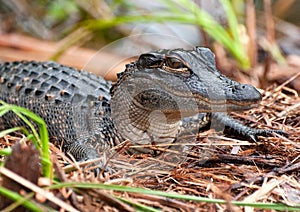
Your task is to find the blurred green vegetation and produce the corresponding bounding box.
[47,0,251,68]
[47,0,79,21]
[1,0,290,69]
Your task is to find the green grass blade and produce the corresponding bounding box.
[11,110,39,145]
[219,0,250,68]
[117,196,161,212]
[12,106,51,178]
[0,148,12,156]
[0,127,24,138]
[0,101,52,178]
[0,106,10,117]
[167,0,249,68]
[48,182,300,211]
[0,186,44,212]
[0,127,24,157]
[220,0,240,44]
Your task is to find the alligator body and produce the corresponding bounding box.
[0,61,119,161]
[0,47,286,165]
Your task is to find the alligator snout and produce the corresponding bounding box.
[223,82,262,109]
[236,84,262,103]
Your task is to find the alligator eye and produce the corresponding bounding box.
[165,57,186,69]
[163,57,190,74]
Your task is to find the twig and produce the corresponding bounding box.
[0,167,79,212]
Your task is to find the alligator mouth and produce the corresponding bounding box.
[193,94,260,113]
[151,79,261,111]
[204,99,260,108]
[133,97,259,118]
[197,103,259,113]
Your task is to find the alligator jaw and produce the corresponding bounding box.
[193,92,261,113]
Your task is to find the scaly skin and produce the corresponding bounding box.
[0,47,287,167]
[0,61,119,161]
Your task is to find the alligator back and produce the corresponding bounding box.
[0,61,115,159]
[0,61,111,104]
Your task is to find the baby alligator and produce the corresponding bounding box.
[0,47,286,165]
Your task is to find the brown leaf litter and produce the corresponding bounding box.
[0,85,299,211]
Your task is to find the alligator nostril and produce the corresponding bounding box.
[233,85,241,90]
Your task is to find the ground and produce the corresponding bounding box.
[0,83,299,211]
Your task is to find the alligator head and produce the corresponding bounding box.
[110,47,262,152]
[112,47,261,118]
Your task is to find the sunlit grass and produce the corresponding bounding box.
[0,101,52,178]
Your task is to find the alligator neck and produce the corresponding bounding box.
[111,88,180,154]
